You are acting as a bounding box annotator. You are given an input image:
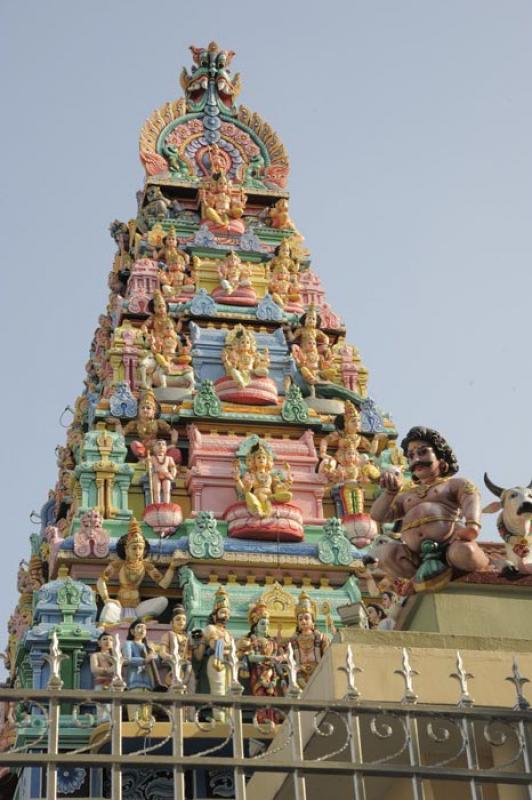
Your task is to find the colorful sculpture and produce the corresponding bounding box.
[483,474,532,576]
[139,291,195,392]
[215,325,278,405]
[152,226,195,300]
[159,605,197,690]
[289,592,330,689]
[73,509,109,559]
[238,602,284,719]
[211,251,256,306]
[267,198,296,230]
[199,170,247,234]
[289,305,334,393]
[202,587,234,720]
[143,439,183,537]
[370,427,490,592]
[120,388,179,461]
[267,240,303,311]
[96,519,180,625]
[226,439,304,541]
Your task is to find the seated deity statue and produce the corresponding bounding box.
[267,198,296,230]
[199,170,247,235]
[211,251,257,306]
[214,325,278,405]
[138,291,195,391]
[96,519,180,626]
[234,442,293,518]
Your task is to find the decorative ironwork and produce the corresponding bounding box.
[339,644,362,700]
[506,656,531,711]
[394,647,418,704]
[450,650,475,707]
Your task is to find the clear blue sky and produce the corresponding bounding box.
[1,1,531,644]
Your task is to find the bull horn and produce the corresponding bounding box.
[528,479,532,490]
[484,472,504,498]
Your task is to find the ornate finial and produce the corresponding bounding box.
[180,42,241,122]
[338,644,362,701]
[450,651,474,707]
[505,656,530,711]
[44,630,68,690]
[394,648,418,704]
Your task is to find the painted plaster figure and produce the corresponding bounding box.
[483,474,532,576]
[96,519,179,625]
[234,442,293,518]
[267,240,302,308]
[370,427,490,592]
[159,605,198,690]
[238,603,284,715]
[199,171,247,234]
[123,619,160,723]
[202,587,234,720]
[120,388,179,461]
[289,592,330,689]
[267,198,296,230]
[221,325,270,389]
[90,632,115,721]
[148,440,178,504]
[151,226,195,299]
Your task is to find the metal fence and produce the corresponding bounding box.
[0,646,530,800]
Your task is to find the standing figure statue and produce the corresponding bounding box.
[202,587,234,720]
[90,632,115,722]
[289,591,330,689]
[159,604,198,691]
[370,426,490,592]
[96,519,180,625]
[148,440,178,504]
[122,619,160,722]
[238,602,284,720]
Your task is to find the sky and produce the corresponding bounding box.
[1,0,531,646]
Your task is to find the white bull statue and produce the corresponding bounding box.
[483,473,532,576]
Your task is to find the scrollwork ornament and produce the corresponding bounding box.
[193,380,222,417]
[188,511,224,559]
[313,710,352,762]
[281,382,309,423]
[483,720,526,770]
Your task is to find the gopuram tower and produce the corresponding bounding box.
[1,42,530,800]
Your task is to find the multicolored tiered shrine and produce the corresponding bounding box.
[7,41,402,655]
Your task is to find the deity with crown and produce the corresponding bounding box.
[267,239,304,312]
[201,587,235,720]
[238,602,285,721]
[198,146,247,235]
[289,591,330,689]
[319,402,381,548]
[138,290,195,392]
[149,225,196,301]
[96,519,180,626]
[214,324,278,405]
[211,250,257,306]
[118,388,181,463]
[224,439,304,542]
[289,305,338,394]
